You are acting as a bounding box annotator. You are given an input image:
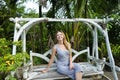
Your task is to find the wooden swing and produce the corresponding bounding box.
[10,17,120,80]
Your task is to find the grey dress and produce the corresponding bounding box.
[55,44,82,80]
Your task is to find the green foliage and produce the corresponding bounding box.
[98,42,108,59]
[13,40,23,52]
[98,42,120,65]
[0,38,29,79]
[111,44,120,66]
[0,52,29,72]
[0,38,11,54]
[8,76,16,80]
[13,40,22,47]
[107,9,120,44]
[111,44,120,57]
[5,74,17,80]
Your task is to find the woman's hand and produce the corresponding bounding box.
[70,63,74,70]
[41,68,49,73]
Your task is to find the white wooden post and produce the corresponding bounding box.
[22,30,26,65]
[12,22,18,55]
[95,27,101,71]
[87,47,90,63]
[95,27,98,59]
[22,30,26,52]
[104,29,118,80]
[92,30,95,58]
[30,51,33,69]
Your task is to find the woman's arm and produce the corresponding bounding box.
[69,43,74,70]
[69,52,73,65]
[41,46,56,73]
[47,46,56,68]
[69,51,74,70]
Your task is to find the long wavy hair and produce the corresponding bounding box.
[56,31,71,54]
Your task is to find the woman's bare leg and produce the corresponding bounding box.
[76,72,82,80]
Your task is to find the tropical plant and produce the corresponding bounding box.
[0,0,26,40]
[111,44,120,66]
[0,38,29,80]
[0,0,119,70]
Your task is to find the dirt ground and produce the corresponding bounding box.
[56,71,120,80]
[104,71,120,80]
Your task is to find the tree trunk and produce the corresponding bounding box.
[39,4,43,53]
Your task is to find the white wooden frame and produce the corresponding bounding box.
[10,17,119,80]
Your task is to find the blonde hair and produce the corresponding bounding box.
[56,31,71,54]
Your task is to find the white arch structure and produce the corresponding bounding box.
[10,17,119,80]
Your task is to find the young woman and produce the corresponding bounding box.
[41,31,82,80]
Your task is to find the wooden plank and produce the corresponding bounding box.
[26,62,104,80]
[28,71,68,80]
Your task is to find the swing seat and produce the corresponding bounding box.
[23,47,105,80]
[25,63,104,80]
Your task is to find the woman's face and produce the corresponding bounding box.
[56,32,64,41]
